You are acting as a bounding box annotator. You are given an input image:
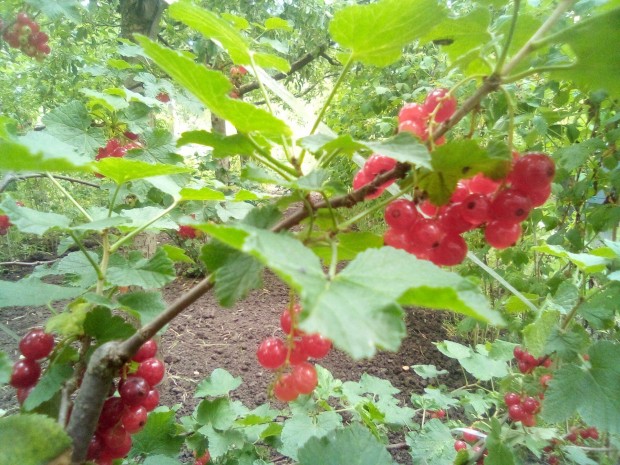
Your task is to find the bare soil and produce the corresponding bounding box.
[0,266,463,464]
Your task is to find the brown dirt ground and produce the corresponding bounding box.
[0,266,463,464]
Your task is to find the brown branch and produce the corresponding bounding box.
[0,173,100,193]
[0,259,58,266]
[238,43,330,96]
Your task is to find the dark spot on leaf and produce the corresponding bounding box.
[433,38,454,46]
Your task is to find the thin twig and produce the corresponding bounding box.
[0,173,99,193]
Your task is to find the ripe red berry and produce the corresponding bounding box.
[522,397,540,414]
[398,102,428,124]
[119,376,150,406]
[136,358,165,387]
[288,340,310,365]
[141,388,160,412]
[508,404,526,422]
[469,173,500,195]
[273,373,299,402]
[509,153,555,191]
[195,450,211,465]
[521,414,537,427]
[19,328,55,360]
[484,221,521,249]
[539,374,553,388]
[429,233,468,266]
[384,199,419,231]
[462,430,480,443]
[459,194,491,226]
[398,120,428,140]
[301,333,332,359]
[16,386,34,405]
[423,89,457,123]
[98,397,126,430]
[132,339,158,363]
[256,337,287,370]
[364,154,397,177]
[156,92,170,103]
[291,362,318,394]
[86,435,103,461]
[10,359,41,388]
[439,204,475,234]
[408,218,446,249]
[383,228,409,250]
[504,392,521,406]
[280,304,303,336]
[121,405,148,433]
[454,440,468,451]
[489,189,532,223]
[178,225,197,239]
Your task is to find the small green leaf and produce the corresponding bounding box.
[137,36,291,139]
[42,100,106,154]
[577,284,619,329]
[83,307,136,342]
[542,341,620,434]
[23,364,73,411]
[177,130,255,158]
[0,278,85,308]
[365,132,431,168]
[435,341,508,381]
[95,158,191,185]
[406,419,455,465]
[179,187,226,201]
[0,352,11,384]
[196,398,238,430]
[195,368,243,397]
[522,310,560,358]
[485,418,516,465]
[281,412,344,461]
[0,199,71,235]
[118,291,167,326]
[143,455,183,465]
[130,409,185,458]
[411,365,449,379]
[329,0,446,67]
[0,414,72,465]
[161,244,195,264]
[544,323,590,359]
[25,0,84,22]
[553,139,607,171]
[298,133,365,159]
[533,244,609,273]
[133,129,182,165]
[312,232,384,265]
[548,281,579,314]
[197,425,245,459]
[265,17,292,31]
[107,249,176,288]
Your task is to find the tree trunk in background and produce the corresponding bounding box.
[119,0,167,257]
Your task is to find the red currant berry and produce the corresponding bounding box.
[587,427,599,440]
[86,435,103,461]
[509,153,555,190]
[119,376,150,406]
[121,405,148,433]
[454,440,468,451]
[398,120,428,140]
[280,304,303,336]
[566,431,579,443]
[273,373,300,402]
[522,397,540,414]
[548,456,559,465]
[522,414,536,427]
[398,102,428,124]
[489,189,532,223]
[301,333,332,359]
[518,183,551,207]
[423,89,457,123]
[16,13,30,24]
[469,173,500,195]
[504,392,521,406]
[141,388,160,412]
[384,199,419,231]
[98,397,126,430]
[364,154,397,177]
[462,430,480,443]
[288,340,310,365]
[291,362,318,394]
[508,404,526,422]
[195,450,211,465]
[539,374,552,388]
[10,359,41,388]
[459,194,491,226]
[178,225,197,239]
[132,339,158,363]
[438,204,475,234]
[19,328,55,360]
[408,218,446,249]
[484,221,521,249]
[429,234,467,266]
[513,346,524,360]
[419,200,440,217]
[256,337,287,370]
[450,182,470,203]
[384,228,409,250]
[136,358,165,387]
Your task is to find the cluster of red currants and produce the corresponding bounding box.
[156,92,171,103]
[256,304,332,402]
[543,426,599,465]
[398,88,456,144]
[1,12,50,60]
[178,225,198,239]
[87,339,164,465]
[513,346,552,374]
[9,329,55,402]
[94,138,141,178]
[504,392,540,426]
[381,150,554,266]
[453,429,487,464]
[0,214,11,236]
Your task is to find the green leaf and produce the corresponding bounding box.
[107,249,176,288]
[118,291,167,326]
[23,364,73,411]
[312,232,384,265]
[83,307,136,342]
[161,244,195,264]
[411,364,449,379]
[577,284,619,329]
[485,418,516,465]
[298,133,365,159]
[42,101,105,154]
[134,129,182,165]
[293,170,331,191]
[542,341,620,434]
[329,0,446,67]
[196,397,238,430]
[0,278,85,308]
[265,17,292,31]
[170,3,291,72]
[0,137,91,173]
[143,455,183,465]
[544,323,590,359]
[136,36,291,139]
[553,139,607,171]
[0,414,72,465]
[197,424,245,459]
[45,300,90,337]
[435,341,508,381]
[130,409,185,458]
[177,130,255,158]
[201,242,264,307]
[0,352,11,384]
[95,158,191,185]
[365,132,431,168]
[180,187,226,201]
[550,8,620,99]
[25,0,83,23]
[522,310,560,358]
[422,9,492,63]
[406,419,455,465]
[119,207,178,231]
[195,368,242,397]
[420,140,512,205]
[71,216,130,231]
[282,412,345,461]
[0,199,71,235]
[548,281,579,314]
[532,244,609,273]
